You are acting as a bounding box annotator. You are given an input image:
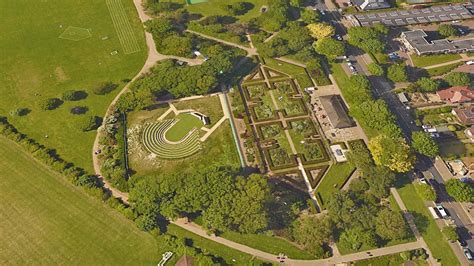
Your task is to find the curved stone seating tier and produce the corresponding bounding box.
[141,120,201,159]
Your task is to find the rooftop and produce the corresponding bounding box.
[319,95,353,129]
[401,29,474,54]
[353,0,391,10]
[437,86,474,103]
[349,4,474,26]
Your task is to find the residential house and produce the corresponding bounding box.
[465,127,474,142]
[452,106,474,125]
[437,86,474,104]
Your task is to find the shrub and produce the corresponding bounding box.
[445,179,474,202]
[367,62,384,76]
[70,106,89,115]
[442,226,459,242]
[444,72,471,87]
[79,115,101,131]
[9,108,30,117]
[387,64,408,82]
[39,98,63,110]
[92,82,118,95]
[62,90,87,101]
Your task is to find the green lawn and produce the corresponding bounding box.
[182,0,269,22]
[173,96,223,127]
[315,162,355,208]
[264,58,314,89]
[411,54,461,68]
[0,137,160,264]
[354,252,428,266]
[0,0,147,172]
[425,62,463,77]
[220,231,315,260]
[165,113,204,142]
[396,179,460,265]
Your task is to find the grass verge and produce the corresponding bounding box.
[411,54,461,68]
[315,162,355,208]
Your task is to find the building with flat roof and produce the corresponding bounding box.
[400,29,474,55]
[348,4,474,26]
[353,0,390,10]
[319,95,353,129]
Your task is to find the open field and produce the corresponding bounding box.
[0,137,159,264]
[178,0,269,22]
[164,113,203,142]
[411,54,461,68]
[0,0,146,172]
[315,162,355,208]
[396,177,460,266]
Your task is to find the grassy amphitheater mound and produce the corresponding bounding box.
[141,119,201,159]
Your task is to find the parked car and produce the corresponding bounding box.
[466,60,474,65]
[320,10,326,15]
[430,132,440,138]
[464,248,473,261]
[460,177,471,183]
[335,34,342,41]
[435,204,449,218]
[428,178,439,190]
[422,124,432,130]
[419,177,427,184]
[458,28,466,35]
[413,169,423,179]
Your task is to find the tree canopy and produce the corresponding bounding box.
[313,38,345,60]
[445,179,474,202]
[347,26,385,53]
[411,131,439,157]
[387,64,408,83]
[444,72,471,87]
[369,135,414,173]
[438,24,458,38]
[307,23,335,39]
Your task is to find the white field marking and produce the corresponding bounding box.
[105,0,140,54]
[58,26,92,41]
[157,107,174,121]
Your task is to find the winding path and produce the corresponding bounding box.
[90,1,429,264]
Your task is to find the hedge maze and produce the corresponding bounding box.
[141,120,201,159]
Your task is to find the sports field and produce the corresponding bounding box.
[0,137,159,264]
[0,0,146,172]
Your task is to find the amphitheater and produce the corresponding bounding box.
[141,119,202,159]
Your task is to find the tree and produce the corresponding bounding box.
[307,23,335,39]
[442,226,459,242]
[411,131,439,157]
[300,8,321,24]
[291,215,333,257]
[39,98,62,110]
[445,179,474,202]
[414,182,437,201]
[326,191,355,228]
[79,115,101,131]
[368,135,414,173]
[348,26,385,53]
[444,72,471,86]
[416,77,440,92]
[367,63,384,76]
[9,108,29,117]
[375,209,408,240]
[92,82,118,95]
[258,0,291,32]
[313,38,345,60]
[62,90,87,101]
[387,64,408,82]
[339,226,377,251]
[144,17,174,36]
[438,24,458,38]
[70,106,88,115]
[160,34,193,57]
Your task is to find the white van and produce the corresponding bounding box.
[428,206,440,219]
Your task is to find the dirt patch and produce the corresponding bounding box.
[54,66,69,82]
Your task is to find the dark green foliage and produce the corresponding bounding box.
[300,8,320,24]
[257,0,291,32]
[39,98,63,110]
[339,226,377,251]
[411,131,439,157]
[129,167,270,233]
[367,63,384,76]
[438,24,458,38]
[62,90,87,101]
[290,215,332,258]
[387,64,408,82]
[348,26,385,53]
[375,209,408,240]
[9,108,30,117]
[442,226,459,242]
[79,115,101,131]
[314,38,345,60]
[445,179,474,202]
[256,22,313,58]
[416,77,440,92]
[92,82,118,95]
[444,72,471,87]
[70,106,88,115]
[144,0,182,15]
